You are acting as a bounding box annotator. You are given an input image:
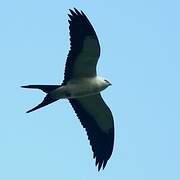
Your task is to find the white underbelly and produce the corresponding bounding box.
[50,77,106,99]
[69,84,100,98]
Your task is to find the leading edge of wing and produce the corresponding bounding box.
[69,94,114,171]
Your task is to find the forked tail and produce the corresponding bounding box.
[21,85,61,113]
[21,85,60,93]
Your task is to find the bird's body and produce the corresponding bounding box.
[49,76,110,99]
[22,8,115,171]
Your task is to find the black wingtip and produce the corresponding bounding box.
[68,14,73,19]
[69,9,76,16]
[102,160,107,170]
[69,8,82,17]
[96,160,107,171]
[74,8,81,15]
[81,10,86,17]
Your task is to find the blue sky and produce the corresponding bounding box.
[0,0,180,179]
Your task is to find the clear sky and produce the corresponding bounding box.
[0,0,180,179]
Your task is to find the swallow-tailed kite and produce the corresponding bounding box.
[22,8,114,171]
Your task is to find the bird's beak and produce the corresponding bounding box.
[109,83,112,86]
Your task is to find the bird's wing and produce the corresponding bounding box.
[62,8,100,85]
[69,94,114,171]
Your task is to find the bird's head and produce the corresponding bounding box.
[104,79,112,86]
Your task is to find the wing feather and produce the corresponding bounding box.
[69,94,114,170]
[62,8,100,85]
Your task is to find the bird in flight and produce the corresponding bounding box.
[22,8,114,171]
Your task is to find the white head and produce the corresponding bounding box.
[96,76,112,91]
[103,79,112,87]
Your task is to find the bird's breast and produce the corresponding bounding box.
[67,77,103,98]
